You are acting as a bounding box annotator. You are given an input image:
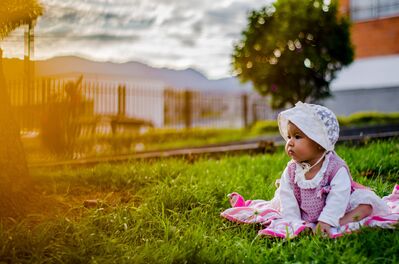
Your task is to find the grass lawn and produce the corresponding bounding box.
[23,127,271,164]
[1,139,398,263]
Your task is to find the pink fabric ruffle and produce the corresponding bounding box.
[221,184,399,239]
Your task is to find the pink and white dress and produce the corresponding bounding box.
[221,152,399,238]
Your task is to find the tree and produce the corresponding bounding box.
[232,0,353,109]
[0,0,43,217]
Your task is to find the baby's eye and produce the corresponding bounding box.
[287,135,291,139]
[294,135,301,139]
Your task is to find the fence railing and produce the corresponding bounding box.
[6,76,275,135]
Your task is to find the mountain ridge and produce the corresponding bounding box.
[3,56,252,93]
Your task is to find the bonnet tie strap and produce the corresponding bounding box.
[298,151,328,175]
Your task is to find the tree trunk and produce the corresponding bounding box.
[0,48,33,218]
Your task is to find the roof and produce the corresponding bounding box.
[331,54,399,91]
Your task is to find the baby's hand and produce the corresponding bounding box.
[315,221,331,236]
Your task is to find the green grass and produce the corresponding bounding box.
[1,139,399,263]
[23,127,272,163]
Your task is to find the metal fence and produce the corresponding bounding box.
[6,76,275,135]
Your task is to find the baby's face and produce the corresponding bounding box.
[285,122,323,164]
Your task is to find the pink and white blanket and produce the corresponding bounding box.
[221,184,399,239]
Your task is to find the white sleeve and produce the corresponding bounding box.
[279,167,302,221]
[318,167,351,227]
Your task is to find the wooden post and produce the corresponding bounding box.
[252,101,258,125]
[184,90,192,129]
[242,93,248,128]
[24,22,35,102]
[118,84,126,117]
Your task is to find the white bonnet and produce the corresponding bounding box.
[278,101,339,151]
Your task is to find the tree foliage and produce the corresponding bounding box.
[232,0,354,109]
[0,0,43,39]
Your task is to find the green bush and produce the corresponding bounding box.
[338,112,399,127]
[250,112,399,136]
[250,120,279,135]
[40,76,91,155]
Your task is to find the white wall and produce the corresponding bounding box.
[323,86,399,116]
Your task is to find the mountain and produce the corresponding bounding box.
[3,56,253,93]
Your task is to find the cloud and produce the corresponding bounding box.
[78,33,140,43]
[24,0,273,79]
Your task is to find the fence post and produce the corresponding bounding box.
[242,93,248,128]
[118,84,126,117]
[252,102,258,125]
[184,90,192,129]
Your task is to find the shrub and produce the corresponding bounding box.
[250,120,279,135]
[40,76,92,155]
[250,112,399,136]
[338,112,399,127]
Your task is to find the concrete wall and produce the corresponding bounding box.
[323,86,399,116]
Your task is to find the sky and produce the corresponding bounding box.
[2,0,272,80]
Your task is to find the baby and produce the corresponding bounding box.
[277,101,390,234]
[221,101,396,238]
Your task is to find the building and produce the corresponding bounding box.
[324,0,399,115]
[339,0,399,58]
